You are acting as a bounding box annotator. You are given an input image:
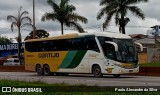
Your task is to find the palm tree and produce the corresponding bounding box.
[7,7,32,60]
[116,17,130,33]
[41,0,88,35]
[97,0,148,34]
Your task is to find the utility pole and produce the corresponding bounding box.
[33,0,36,39]
[151,25,160,48]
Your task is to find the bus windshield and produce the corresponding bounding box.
[113,39,138,63]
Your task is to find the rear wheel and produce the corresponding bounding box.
[113,74,120,78]
[43,65,51,76]
[92,65,102,78]
[36,65,43,75]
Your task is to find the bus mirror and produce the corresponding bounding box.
[105,41,118,51]
[134,42,143,52]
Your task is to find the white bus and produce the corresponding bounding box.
[24,32,143,78]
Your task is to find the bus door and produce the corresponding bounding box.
[104,42,117,73]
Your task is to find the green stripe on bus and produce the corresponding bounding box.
[67,50,87,68]
[59,51,77,68]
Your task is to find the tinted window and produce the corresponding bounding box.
[14,60,19,63]
[25,36,99,52]
[98,37,112,48]
[84,37,99,52]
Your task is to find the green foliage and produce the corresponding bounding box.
[24,29,49,40]
[97,0,148,34]
[140,62,160,67]
[41,0,88,35]
[0,36,13,44]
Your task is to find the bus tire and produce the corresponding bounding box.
[43,65,51,76]
[113,74,120,78]
[36,65,43,75]
[92,65,102,78]
[61,73,69,76]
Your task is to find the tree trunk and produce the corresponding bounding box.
[120,16,126,34]
[61,22,64,35]
[18,28,22,64]
[121,24,125,34]
[120,4,126,34]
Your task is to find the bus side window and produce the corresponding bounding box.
[65,39,72,50]
[84,37,100,52]
[72,38,82,50]
[105,44,116,60]
[41,41,50,51]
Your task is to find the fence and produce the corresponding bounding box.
[147,48,160,63]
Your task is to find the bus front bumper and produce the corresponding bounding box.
[105,66,139,74]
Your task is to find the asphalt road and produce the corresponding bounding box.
[0,72,160,86]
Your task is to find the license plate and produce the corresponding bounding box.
[129,70,133,73]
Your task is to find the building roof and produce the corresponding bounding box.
[135,38,160,44]
[129,34,147,38]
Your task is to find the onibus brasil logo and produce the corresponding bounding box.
[2,87,42,93]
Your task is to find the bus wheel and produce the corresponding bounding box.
[43,65,51,76]
[113,74,120,78]
[93,65,102,78]
[36,65,43,75]
[61,73,69,76]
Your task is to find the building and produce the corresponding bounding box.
[135,38,160,48]
[147,29,160,38]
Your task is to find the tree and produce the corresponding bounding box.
[7,7,32,59]
[41,0,88,35]
[116,17,130,33]
[97,0,148,34]
[25,29,50,40]
[0,36,13,44]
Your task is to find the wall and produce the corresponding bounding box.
[138,53,148,64]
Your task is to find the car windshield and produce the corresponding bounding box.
[113,39,138,63]
[14,60,19,63]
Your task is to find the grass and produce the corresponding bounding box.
[140,62,160,67]
[0,80,160,95]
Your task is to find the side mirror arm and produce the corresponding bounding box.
[135,42,143,52]
[105,41,118,51]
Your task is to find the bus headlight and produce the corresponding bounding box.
[114,63,133,69]
[113,63,124,68]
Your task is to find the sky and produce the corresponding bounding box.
[0,0,160,42]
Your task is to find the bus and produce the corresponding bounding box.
[24,32,143,78]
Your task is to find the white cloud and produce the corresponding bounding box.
[0,20,10,28]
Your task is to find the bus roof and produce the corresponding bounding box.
[25,32,131,42]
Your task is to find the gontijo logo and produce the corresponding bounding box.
[2,87,42,93]
[38,53,59,58]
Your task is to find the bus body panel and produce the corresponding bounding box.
[24,32,140,76]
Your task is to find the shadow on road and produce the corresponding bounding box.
[38,74,138,79]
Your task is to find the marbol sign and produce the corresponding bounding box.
[0,43,24,51]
